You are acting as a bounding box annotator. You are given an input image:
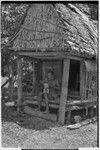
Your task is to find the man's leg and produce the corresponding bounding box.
[44,93,49,113]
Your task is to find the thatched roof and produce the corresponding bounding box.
[12,3,97,58]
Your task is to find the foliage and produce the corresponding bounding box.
[1,3,29,38]
[73,3,98,20]
[1,3,30,76]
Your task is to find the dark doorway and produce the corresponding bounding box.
[68,59,80,96]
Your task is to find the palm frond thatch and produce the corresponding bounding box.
[12,3,97,58]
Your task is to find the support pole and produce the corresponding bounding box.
[80,61,83,99]
[82,70,86,99]
[58,58,70,125]
[9,63,13,101]
[32,60,35,95]
[85,71,88,99]
[66,110,71,125]
[17,56,22,112]
[42,61,46,80]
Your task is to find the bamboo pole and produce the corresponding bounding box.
[58,58,70,125]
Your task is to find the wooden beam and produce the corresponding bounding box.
[17,56,22,112]
[67,55,82,61]
[24,106,57,122]
[58,58,70,125]
[18,51,66,59]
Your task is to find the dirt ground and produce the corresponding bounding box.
[2,104,97,149]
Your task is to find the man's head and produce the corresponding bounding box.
[47,70,54,80]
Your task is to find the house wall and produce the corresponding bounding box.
[81,60,97,100]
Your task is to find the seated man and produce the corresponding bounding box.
[38,70,60,113]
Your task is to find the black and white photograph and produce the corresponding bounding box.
[1,1,99,149]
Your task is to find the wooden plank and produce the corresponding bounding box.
[24,106,57,122]
[24,100,93,111]
[24,97,59,104]
[67,116,97,130]
[24,100,59,109]
[24,98,97,115]
[58,58,70,125]
[22,95,97,106]
[17,56,22,112]
[67,123,81,130]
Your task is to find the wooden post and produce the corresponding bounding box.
[32,60,35,95]
[58,58,70,125]
[66,110,71,125]
[17,56,22,112]
[85,71,88,99]
[9,63,13,101]
[80,61,83,99]
[83,70,86,99]
[42,61,46,80]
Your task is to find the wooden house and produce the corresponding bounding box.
[9,3,97,124]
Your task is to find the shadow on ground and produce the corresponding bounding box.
[2,97,60,131]
[2,89,97,131]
